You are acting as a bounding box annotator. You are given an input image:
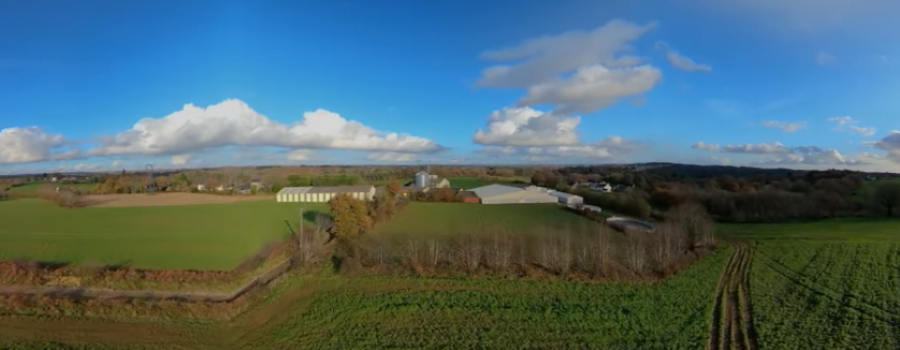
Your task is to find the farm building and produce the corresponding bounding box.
[276,186,376,203]
[551,191,583,205]
[470,184,557,205]
[412,171,450,190]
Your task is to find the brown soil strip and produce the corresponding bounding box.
[709,242,758,350]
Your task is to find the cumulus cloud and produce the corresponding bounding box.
[366,152,418,163]
[473,107,580,147]
[476,20,661,115]
[761,121,806,132]
[721,142,792,154]
[477,20,655,88]
[655,42,712,72]
[815,51,835,66]
[694,138,874,166]
[88,99,442,157]
[171,154,192,165]
[0,127,79,164]
[111,160,123,168]
[286,149,313,162]
[482,136,640,161]
[692,142,720,151]
[518,65,662,114]
[763,147,865,165]
[827,116,877,136]
[867,130,900,162]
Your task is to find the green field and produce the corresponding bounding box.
[447,176,527,190]
[720,219,900,350]
[0,199,326,270]
[8,182,99,194]
[375,202,592,236]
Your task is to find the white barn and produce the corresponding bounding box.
[470,184,558,205]
[551,191,583,205]
[276,186,376,203]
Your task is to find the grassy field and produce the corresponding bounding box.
[0,198,326,270]
[0,248,730,349]
[447,176,528,190]
[9,182,99,194]
[375,202,592,236]
[720,219,900,350]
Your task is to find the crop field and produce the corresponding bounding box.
[0,198,326,270]
[0,248,730,349]
[374,202,593,236]
[719,219,900,350]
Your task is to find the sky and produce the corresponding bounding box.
[2,0,900,174]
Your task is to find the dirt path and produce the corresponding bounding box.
[708,242,758,350]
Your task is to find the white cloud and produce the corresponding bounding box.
[111,160,123,168]
[763,147,865,165]
[473,107,580,147]
[366,152,418,163]
[518,64,662,114]
[655,42,712,72]
[692,142,720,151]
[286,149,313,162]
[477,20,655,88]
[867,130,900,163]
[849,126,877,137]
[827,116,854,126]
[0,127,77,164]
[760,121,806,132]
[721,142,792,154]
[476,20,661,115]
[815,51,835,65]
[88,99,442,157]
[482,136,640,161]
[827,116,877,136]
[171,154,192,165]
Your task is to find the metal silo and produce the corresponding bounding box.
[415,171,429,188]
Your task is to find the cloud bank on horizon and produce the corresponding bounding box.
[1,0,899,173]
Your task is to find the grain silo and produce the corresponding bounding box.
[415,171,429,188]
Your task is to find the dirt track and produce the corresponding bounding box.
[82,193,274,208]
[708,242,758,350]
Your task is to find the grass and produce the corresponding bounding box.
[0,248,730,349]
[447,176,527,190]
[9,182,99,194]
[0,199,327,270]
[375,202,593,236]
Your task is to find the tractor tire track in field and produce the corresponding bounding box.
[708,242,757,350]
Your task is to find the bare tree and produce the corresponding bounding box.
[626,231,647,274]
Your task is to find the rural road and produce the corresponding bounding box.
[708,242,758,350]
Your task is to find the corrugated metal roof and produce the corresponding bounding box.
[307,185,374,194]
[470,184,522,198]
[551,191,581,199]
[277,187,312,195]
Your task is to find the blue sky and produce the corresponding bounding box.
[2,0,900,173]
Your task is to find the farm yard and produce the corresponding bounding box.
[0,197,323,270]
